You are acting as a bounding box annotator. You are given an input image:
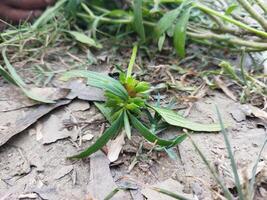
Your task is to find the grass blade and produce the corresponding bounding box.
[94,102,113,123]
[66,31,102,48]
[249,136,267,198]
[126,44,138,78]
[0,64,18,85]
[104,188,120,200]
[124,111,132,139]
[155,1,188,38]
[153,187,194,200]
[173,7,192,57]
[2,49,55,103]
[32,0,67,29]
[216,106,244,200]
[150,106,222,132]
[129,113,187,147]
[2,48,26,87]
[68,113,124,159]
[188,135,233,199]
[133,0,146,41]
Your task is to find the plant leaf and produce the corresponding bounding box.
[61,70,128,100]
[68,113,124,159]
[94,102,113,123]
[2,49,55,103]
[155,1,187,38]
[129,113,187,147]
[150,106,222,132]
[2,49,26,87]
[32,0,67,29]
[225,3,238,15]
[158,33,166,51]
[216,106,245,200]
[124,111,132,139]
[187,134,233,199]
[153,187,194,200]
[133,0,146,41]
[0,64,18,85]
[173,7,191,58]
[67,31,102,48]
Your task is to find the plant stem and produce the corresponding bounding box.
[187,31,267,49]
[237,0,267,31]
[194,3,267,38]
[127,44,138,78]
[255,0,267,13]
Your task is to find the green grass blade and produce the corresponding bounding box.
[126,44,138,78]
[104,188,120,200]
[0,64,18,85]
[32,0,67,29]
[66,31,102,48]
[61,70,128,100]
[124,111,132,139]
[249,136,267,199]
[129,113,187,147]
[2,49,54,103]
[150,106,222,132]
[173,7,192,58]
[68,113,124,159]
[2,49,26,87]
[216,106,244,200]
[133,0,146,41]
[155,1,188,38]
[188,135,234,199]
[94,102,113,123]
[153,187,194,200]
[158,33,166,51]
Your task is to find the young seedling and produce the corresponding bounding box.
[61,46,223,159]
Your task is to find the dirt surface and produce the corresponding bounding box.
[0,50,267,200]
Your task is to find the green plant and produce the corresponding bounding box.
[61,46,223,159]
[0,48,54,103]
[74,0,267,56]
[152,106,267,199]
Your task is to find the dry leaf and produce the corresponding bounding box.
[214,76,237,101]
[107,131,125,162]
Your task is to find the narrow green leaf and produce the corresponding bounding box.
[124,111,132,139]
[94,102,113,123]
[225,3,238,15]
[0,64,18,85]
[216,106,245,200]
[188,135,233,199]
[158,33,166,51]
[32,0,67,29]
[153,187,194,200]
[2,49,54,103]
[127,44,138,78]
[104,188,120,200]
[150,106,222,132]
[173,7,191,58]
[129,113,187,147]
[2,49,26,87]
[249,136,267,199]
[61,70,128,100]
[155,1,188,38]
[133,0,146,41]
[67,31,102,48]
[68,113,124,159]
